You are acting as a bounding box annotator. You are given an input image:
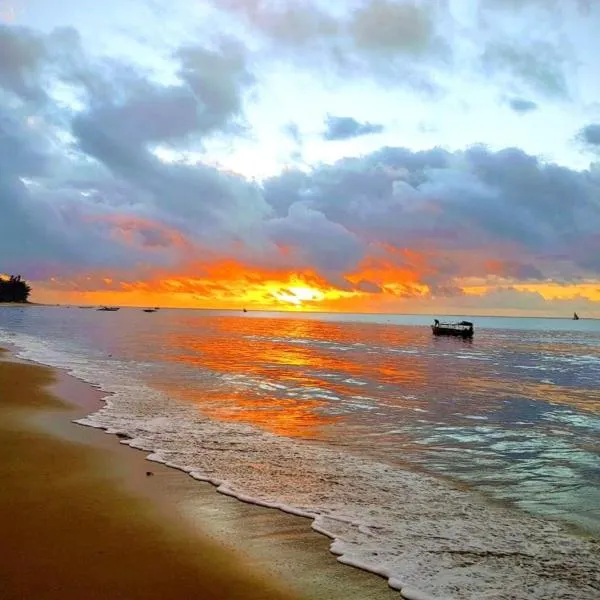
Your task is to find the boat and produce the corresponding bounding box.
[97,306,120,311]
[143,308,157,313]
[431,319,474,338]
[573,312,580,320]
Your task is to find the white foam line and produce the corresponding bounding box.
[3,329,599,600]
[76,415,439,599]
[57,417,600,600]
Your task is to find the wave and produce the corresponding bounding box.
[1,329,599,600]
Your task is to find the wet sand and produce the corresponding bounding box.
[0,348,398,600]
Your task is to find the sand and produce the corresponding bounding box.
[0,348,399,600]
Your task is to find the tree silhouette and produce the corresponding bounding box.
[0,275,31,303]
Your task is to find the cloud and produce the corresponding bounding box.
[323,115,384,141]
[208,0,450,93]
[349,0,445,58]
[0,25,47,101]
[265,202,364,275]
[2,22,600,313]
[175,40,253,131]
[355,279,383,294]
[480,0,592,15]
[214,0,447,57]
[262,144,600,289]
[66,36,271,247]
[482,40,569,99]
[579,123,600,147]
[0,25,265,274]
[507,97,538,114]
[282,122,304,162]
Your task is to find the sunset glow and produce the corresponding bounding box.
[2,1,600,317]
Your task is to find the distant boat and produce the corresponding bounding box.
[143,308,157,313]
[573,312,580,320]
[243,308,247,313]
[431,319,474,339]
[97,306,120,312]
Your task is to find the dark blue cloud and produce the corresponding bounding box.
[508,97,538,114]
[579,123,600,146]
[323,115,384,141]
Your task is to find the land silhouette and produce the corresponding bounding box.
[0,275,31,303]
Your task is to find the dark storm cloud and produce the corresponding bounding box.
[323,115,384,141]
[508,97,538,114]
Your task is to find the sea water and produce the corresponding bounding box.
[1,307,599,599]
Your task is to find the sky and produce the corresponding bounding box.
[1,0,600,316]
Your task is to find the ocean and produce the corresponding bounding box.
[1,307,599,599]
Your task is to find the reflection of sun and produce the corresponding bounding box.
[272,286,325,306]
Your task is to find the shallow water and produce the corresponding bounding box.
[1,307,599,599]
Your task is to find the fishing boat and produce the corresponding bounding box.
[573,312,580,320]
[431,319,474,338]
[97,306,120,312]
[143,308,157,313]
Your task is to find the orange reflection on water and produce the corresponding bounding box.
[175,385,337,438]
[157,316,431,437]
[164,315,432,426]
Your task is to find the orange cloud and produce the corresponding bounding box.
[347,245,433,297]
[27,237,600,317]
[35,258,361,311]
[85,213,194,253]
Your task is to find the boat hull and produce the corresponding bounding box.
[431,326,473,338]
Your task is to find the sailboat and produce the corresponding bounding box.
[573,312,580,320]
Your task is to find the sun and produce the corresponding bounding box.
[272,285,325,307]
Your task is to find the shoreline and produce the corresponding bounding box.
[4,340,600,599]
[0,347,399,600]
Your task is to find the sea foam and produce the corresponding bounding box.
[2,329,599,600]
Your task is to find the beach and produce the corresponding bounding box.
[1,308,600,600]
[0,348,401,600]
